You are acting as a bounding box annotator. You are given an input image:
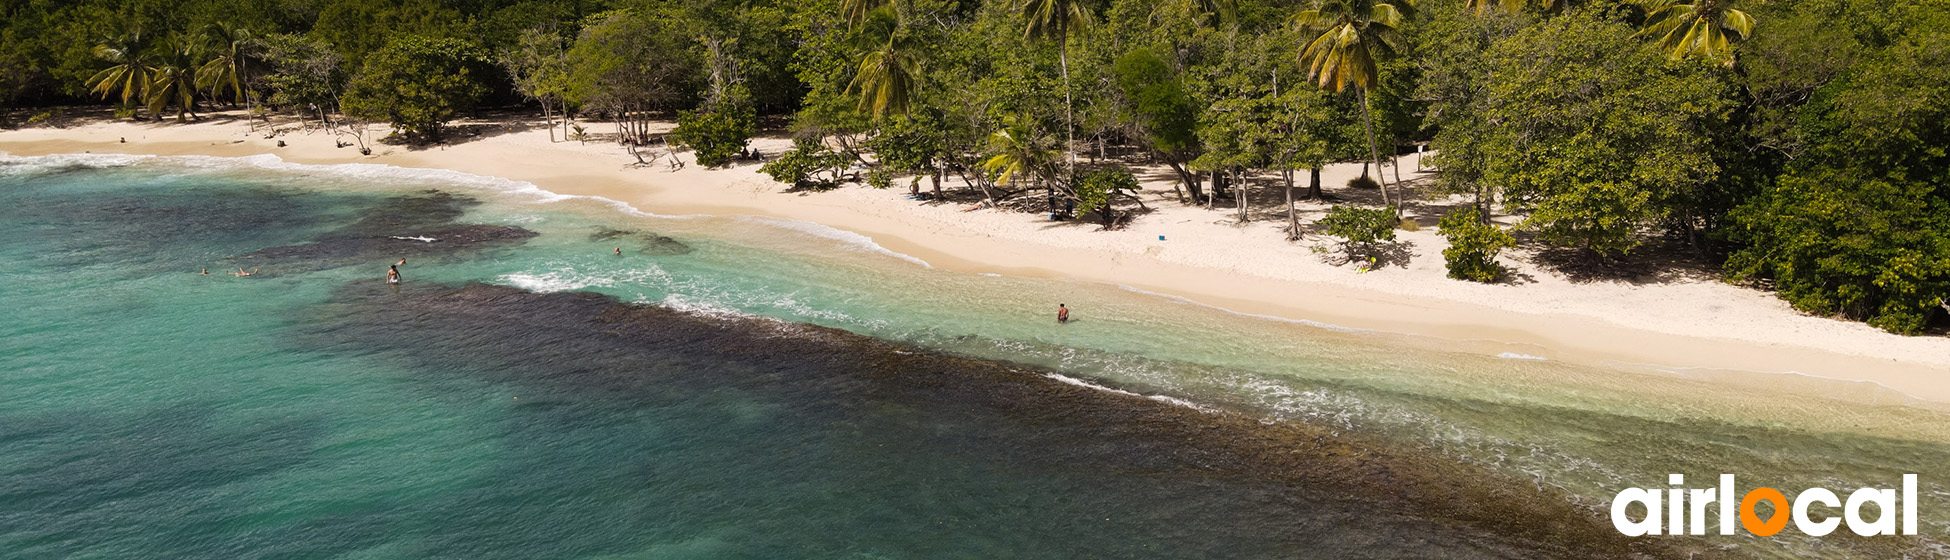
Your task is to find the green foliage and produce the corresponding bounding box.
[1438,207,1515,282]
[342,35,492,141]
[1073,167,1141,223]
[565,10,704,114]
[1317,205,1400,265]
[1474,10,1727,257]
[864,113,945,183]
[1112,48,1197,157]
[1320,205,1398,244]
[673,107,756,168]
[761,138,852,190]
[1726,27,1950,333]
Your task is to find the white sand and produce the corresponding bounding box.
[5,111,1945,402]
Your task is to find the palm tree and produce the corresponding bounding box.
[1636,0,1756,67]
[196,23,256,107]
[842,0,892,26]
[1294,0,1410,214]
[983,117,1061,211]
[846,7,922,118]
[85,29,155,118]
[148,38,201,122]
[1017,0,1093,212]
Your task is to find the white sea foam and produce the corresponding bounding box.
[740,216,932,268]
[498,264,671,293]
[1046,373,1218,413]
[658,293,764,321]
[1495,352,1549,361]
[1046,373,1143,397]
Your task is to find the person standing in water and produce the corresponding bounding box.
[387,264,400,284]
[1057,303,1069,324]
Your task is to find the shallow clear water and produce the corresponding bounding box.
[1,154,1945,559]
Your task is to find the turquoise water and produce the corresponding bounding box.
[1,155,1946,559]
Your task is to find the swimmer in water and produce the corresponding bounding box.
[615,247,622,255]
[387,265,400,284]
[396,258,407,267]
[200,268,208,275]
[232,268,256,277]
[1057,303,1069,324]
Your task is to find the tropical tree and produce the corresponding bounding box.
[1293,0,1411,215]
[196,23,256,106]
[85,29,155,118]
[846,7,922,118]
[502,26,573,141]
[343,35,493,141]
[1017,0,1093,203]
[1635,0,1756,67]
[147,38,201,122]
[983,117,1062,212]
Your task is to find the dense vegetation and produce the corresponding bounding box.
[0,0,1943,332]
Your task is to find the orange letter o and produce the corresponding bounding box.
[1741,488,1790,536]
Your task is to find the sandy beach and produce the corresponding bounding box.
[4,111,1945,403]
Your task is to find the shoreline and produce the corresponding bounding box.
[4,112,1946,403]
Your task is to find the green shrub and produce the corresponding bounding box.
[758,138,849,190]
[673,107,754,168]
[1074,167,1143,226]
[1347,175,1380,190]
[342,36,492,142]
[1317,205,1399,265]
[1438,207,1515,282]
[866,167,894,189]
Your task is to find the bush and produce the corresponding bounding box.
[759,138,849,190]
[342,36,492,142]
[1347,175,1380,190]
[1074,167,1143,227]
[673,107,754,168]
[1317,205,1400,265]
[1438,207,1515,282]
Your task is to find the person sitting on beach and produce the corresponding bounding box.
[232,268,256,277]
[387,265,401,284]
[1057,303,1070,324]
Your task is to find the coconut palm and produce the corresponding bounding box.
[983,117,1061,208]
[1017,0,1093,207]
[842,0,891,26]
[1636,0,1756,67]
[1294,0,1410,213]
[84,30,155,117]
[846,8,922,118]
[196,23,256,106]
[148,38,202,122]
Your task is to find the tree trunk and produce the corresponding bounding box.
[1309,167,1323,200]
[1166,162,1202,203]
[1285,169,1299,240]
[1058,39,1075,216]
[1236,169,1248,223]
[1359,89,1395,216]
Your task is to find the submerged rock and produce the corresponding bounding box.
[231,191,537,271]
[590,227,693,256]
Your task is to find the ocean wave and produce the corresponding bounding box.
[738,216,933,268]
[498,263,672,293]
[1494,352,1549,361]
